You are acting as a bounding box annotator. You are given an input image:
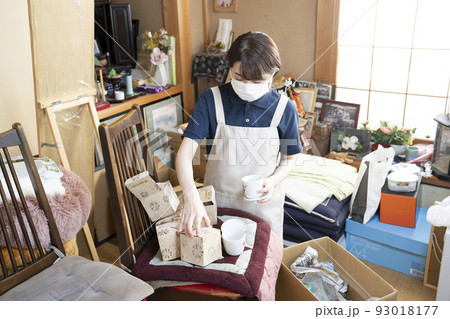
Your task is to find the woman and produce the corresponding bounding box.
[176,31,302,238]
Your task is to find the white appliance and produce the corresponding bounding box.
[436,228,450,300]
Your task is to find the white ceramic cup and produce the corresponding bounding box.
[221,218,246,234]
[222,228,246,256]
[241,174,264,199]
[115,90,125,101]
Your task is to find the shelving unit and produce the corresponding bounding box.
[97,85,183,120]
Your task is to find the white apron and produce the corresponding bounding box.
[203,86,289,237]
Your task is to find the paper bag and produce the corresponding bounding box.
[349,146,395,224]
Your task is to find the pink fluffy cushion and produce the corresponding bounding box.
[0,167,91,248]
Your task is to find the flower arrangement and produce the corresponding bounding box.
[361,121,415,145]
[205,41,226,54]
[142,29,173,65]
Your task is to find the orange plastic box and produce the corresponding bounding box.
[379,177,421,228]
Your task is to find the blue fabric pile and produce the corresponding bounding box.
[283,195,350,243]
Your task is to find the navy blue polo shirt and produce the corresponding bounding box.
[183,83,302,156]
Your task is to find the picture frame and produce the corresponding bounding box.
[299,112,318,139]
[320,100,361,129]
[314,99,324,120]
[294,87,317,112]
[330,128,371,158]
[214,0,238,13]
[143,94,184,132]
[295,80,335,100]
[316,83,335,100]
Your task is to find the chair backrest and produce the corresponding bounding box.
[0,123,65,295]
[99,105,156,270]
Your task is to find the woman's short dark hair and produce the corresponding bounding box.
[227,31,281,81]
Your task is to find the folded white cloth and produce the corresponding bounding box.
[285,154,358,213]
[427,196,450,227]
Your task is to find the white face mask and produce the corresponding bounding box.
[231,77,272,102]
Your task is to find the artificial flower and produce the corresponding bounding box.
[361,121,416,145]
[150,47,168,65]
[141,28,173,64]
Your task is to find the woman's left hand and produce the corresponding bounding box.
[257,177,277,203]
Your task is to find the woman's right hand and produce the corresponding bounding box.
[178,194,210,237]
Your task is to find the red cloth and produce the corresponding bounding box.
[132,208,272,298]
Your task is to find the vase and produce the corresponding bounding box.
[390,144,407,156]
[154,63,168,87]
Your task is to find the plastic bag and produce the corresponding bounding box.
[290,246,348,301]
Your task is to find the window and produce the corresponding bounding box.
[335,0,450,139]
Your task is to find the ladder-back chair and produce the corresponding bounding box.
[0,123,153,300]
[99,105,156,271]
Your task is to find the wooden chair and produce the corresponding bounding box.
[99,106,244,300]
[0,123,153,300]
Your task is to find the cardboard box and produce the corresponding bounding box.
[278,237,397,301]
[380,177,421,228]
[197,185,217,225]
[155,215,181,261]
[125,171,179,222]
[166,130,207,182]
[346,207,431,279]
[180,227,222,266]
[177,185,218,226]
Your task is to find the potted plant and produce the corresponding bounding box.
[361,121,416,155]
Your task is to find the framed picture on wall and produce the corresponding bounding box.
[320,100,360,129]
[214,0,238,13]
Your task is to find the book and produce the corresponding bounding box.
[168,36,176,85]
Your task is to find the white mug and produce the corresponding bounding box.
[241,175,264,199]
[221,218,246,234]
[222,228,246,256]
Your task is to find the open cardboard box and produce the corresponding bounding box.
[276,237,398,301]
[166,130,207,182]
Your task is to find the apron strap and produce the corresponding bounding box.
[211,86,226,125]
[270,95,289,127]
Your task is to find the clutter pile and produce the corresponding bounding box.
[290,246,347,301]
[125,172,221,266]
[283,154,357,243]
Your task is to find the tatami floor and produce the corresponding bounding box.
[85,238,437,301]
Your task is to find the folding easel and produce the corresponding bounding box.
[28,0,100,261]
[39,94,101,261]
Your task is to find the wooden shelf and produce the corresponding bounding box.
[97,85,183,120]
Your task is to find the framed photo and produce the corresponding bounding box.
[320,100,360,129]
[296,80,335,100]
[314,99,324,120]
[214,0,238,12]
[316,83,335,100]
[294,87,317,112]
